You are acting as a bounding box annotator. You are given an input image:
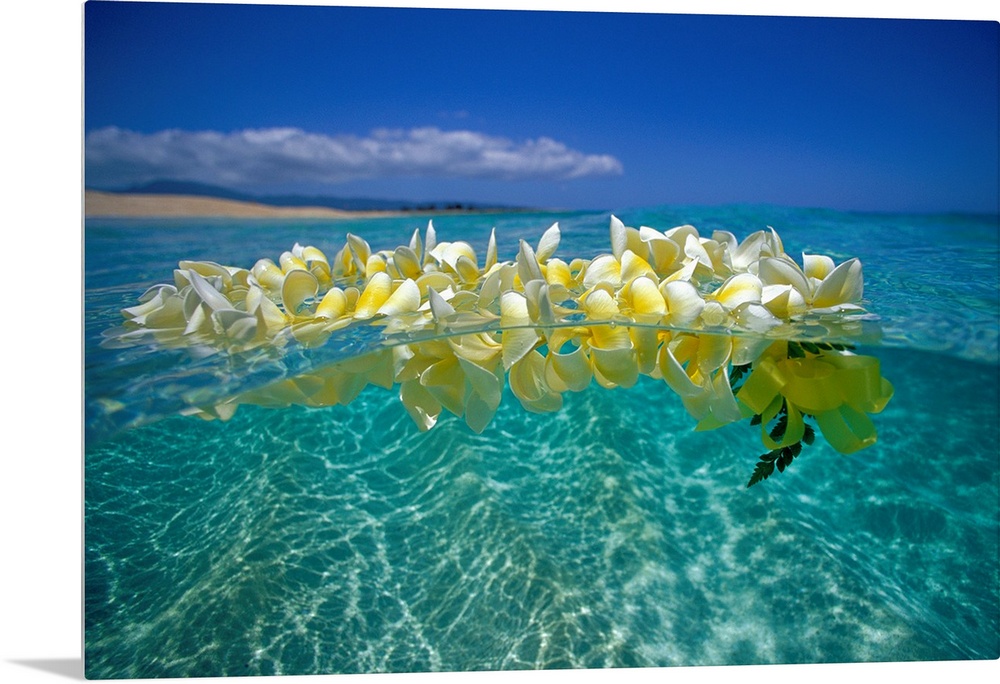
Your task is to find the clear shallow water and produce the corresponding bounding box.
[84,206,999,678]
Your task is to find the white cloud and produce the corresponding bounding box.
[84,126,624,188]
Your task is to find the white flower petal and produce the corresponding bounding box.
[757,256,810,296]
[281,269,319,315]
[661,280,705,326]
[629,276,666,316]
[393,246,423,280]
[713,273,762,309]
[803,253,835,281]
[517,239,544,284]
[545,344,592,392]
[581,254,622,289]
[610,215,628,260]
[509,351,563,413]
[812,258,863,308]
[535,222,561,262]
[377,278,421,317]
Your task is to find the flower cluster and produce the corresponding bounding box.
[115,216,893,470]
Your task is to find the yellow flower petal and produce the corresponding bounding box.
[449,332,502,367]
[544,258,574,288]
[416,271,456,299]
[581,254,622,289]
[757,256,810,295]
[590,343,638,388]
[661,280,705,326]
[545,344,592,392]
[803,253,835,281]
[501,327,539,371]
[376,278,421,317]
[464,389,499,434]
[420,356,467,417]
[281,269,319,315]
[457,355,503,410]
[297,244,329,267]
[620,250,656,283]
[485,227,498,271]
[516,239,544,284]
[812,258,863,308]
[254,295,289,333]
[761,283,807,318]
[279,251,308,273]
[178,260,233,288]
[628,276,666,316]
[713,273,762,309]
[629,325,661,374]
[346,233,372,273]
[658,343,704,398]
[582,287,619,320]
[509,350,563,413]
[393,246,423,280]
[315,287,348,319]
[455,254,481,283]
[424,220,438,263]
[400,378,442,431]
[251,259,285,291]
[354,271,392,319]
[639,228,682,274]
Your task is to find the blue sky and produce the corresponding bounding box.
[84,1,999,213]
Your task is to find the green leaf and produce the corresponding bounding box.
[769,413,788,441]
[788,342,805,358]
[802,423,815,445]
[747,459,776,488]
[800,341,821,355]
[777,449,794,472]
[729,363,751,389]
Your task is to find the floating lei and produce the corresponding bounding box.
[111,216,893,486]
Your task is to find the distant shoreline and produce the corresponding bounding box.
[84,190,404,219]
[84,190,544,219]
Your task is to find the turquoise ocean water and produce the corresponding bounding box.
[84,206,999,678]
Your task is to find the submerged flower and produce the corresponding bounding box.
[109,216,893,477]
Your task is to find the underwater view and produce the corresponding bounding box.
[83,205,999,678]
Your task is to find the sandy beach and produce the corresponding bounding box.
[84,190,399,219]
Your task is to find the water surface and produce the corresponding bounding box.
[83,205,999,678]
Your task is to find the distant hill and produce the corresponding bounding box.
[88,179,524,213]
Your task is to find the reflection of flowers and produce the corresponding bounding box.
[112,217,892,478]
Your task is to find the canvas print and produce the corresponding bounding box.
[83,1,999,679]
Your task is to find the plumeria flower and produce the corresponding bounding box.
[110,217,891,464]
[758,252,864,318]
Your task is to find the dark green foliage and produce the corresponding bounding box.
[732,343,849,488]
[802,423,815,445]
[788,340,855,358]
[744,398,817,488]
[729,363,751,390]
[768,410,788,442]
[746,440,806,488]
[788,342,806,358]
[746,459,776,488]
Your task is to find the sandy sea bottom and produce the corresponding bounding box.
[84,345,999,678]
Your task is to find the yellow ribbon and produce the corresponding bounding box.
[736,353,894,454]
